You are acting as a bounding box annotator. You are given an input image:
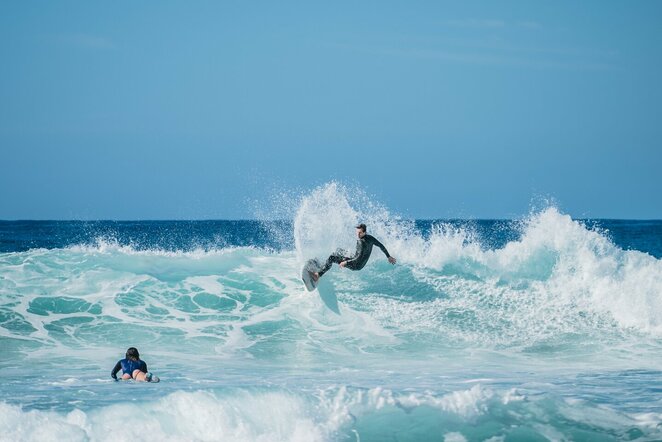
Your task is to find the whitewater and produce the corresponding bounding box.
[1,183,661,441]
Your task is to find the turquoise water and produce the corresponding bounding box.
[1,184,661,441]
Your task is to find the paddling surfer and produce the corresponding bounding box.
[111,347,159,382]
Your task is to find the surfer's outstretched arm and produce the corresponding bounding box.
[370,236,397,264]
[372,237,390,258]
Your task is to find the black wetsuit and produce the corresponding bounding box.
[318,234,391,277]
[111,358,147,380]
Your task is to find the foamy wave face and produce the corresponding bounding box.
[336,214,662,354]
[0,242,398,365]
[1,183,661,369]
[1,386,659,442]
[292,183,662,347]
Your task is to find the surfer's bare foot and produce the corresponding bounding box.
[312,272,319,282]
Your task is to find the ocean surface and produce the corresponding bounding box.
[1,184,661,442]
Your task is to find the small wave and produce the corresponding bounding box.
[65,238,271,258]
[1,386,659,442]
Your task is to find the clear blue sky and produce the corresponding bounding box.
[1,1,660,219]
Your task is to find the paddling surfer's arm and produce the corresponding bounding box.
[111,361,122,380]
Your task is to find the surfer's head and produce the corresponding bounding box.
[125,347,140,361]
[356,223,367,238]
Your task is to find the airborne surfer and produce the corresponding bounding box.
[312,223,396,282]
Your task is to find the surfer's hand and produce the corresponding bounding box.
[388,256,397,265]
[339,261,347,268]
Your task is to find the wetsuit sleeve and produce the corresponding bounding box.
[343,240,364,265]
[111,361,122,380]
[370,236,391,258]
[141,361,147,373]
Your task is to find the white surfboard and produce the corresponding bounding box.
[302,258,321,291]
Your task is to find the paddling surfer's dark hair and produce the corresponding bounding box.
[356,223,367,233]
[126,347,140,360]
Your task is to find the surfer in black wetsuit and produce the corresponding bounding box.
[313,223,396,281]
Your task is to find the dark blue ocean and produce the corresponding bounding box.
[1,184,661,441]
[3,219,662,258]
